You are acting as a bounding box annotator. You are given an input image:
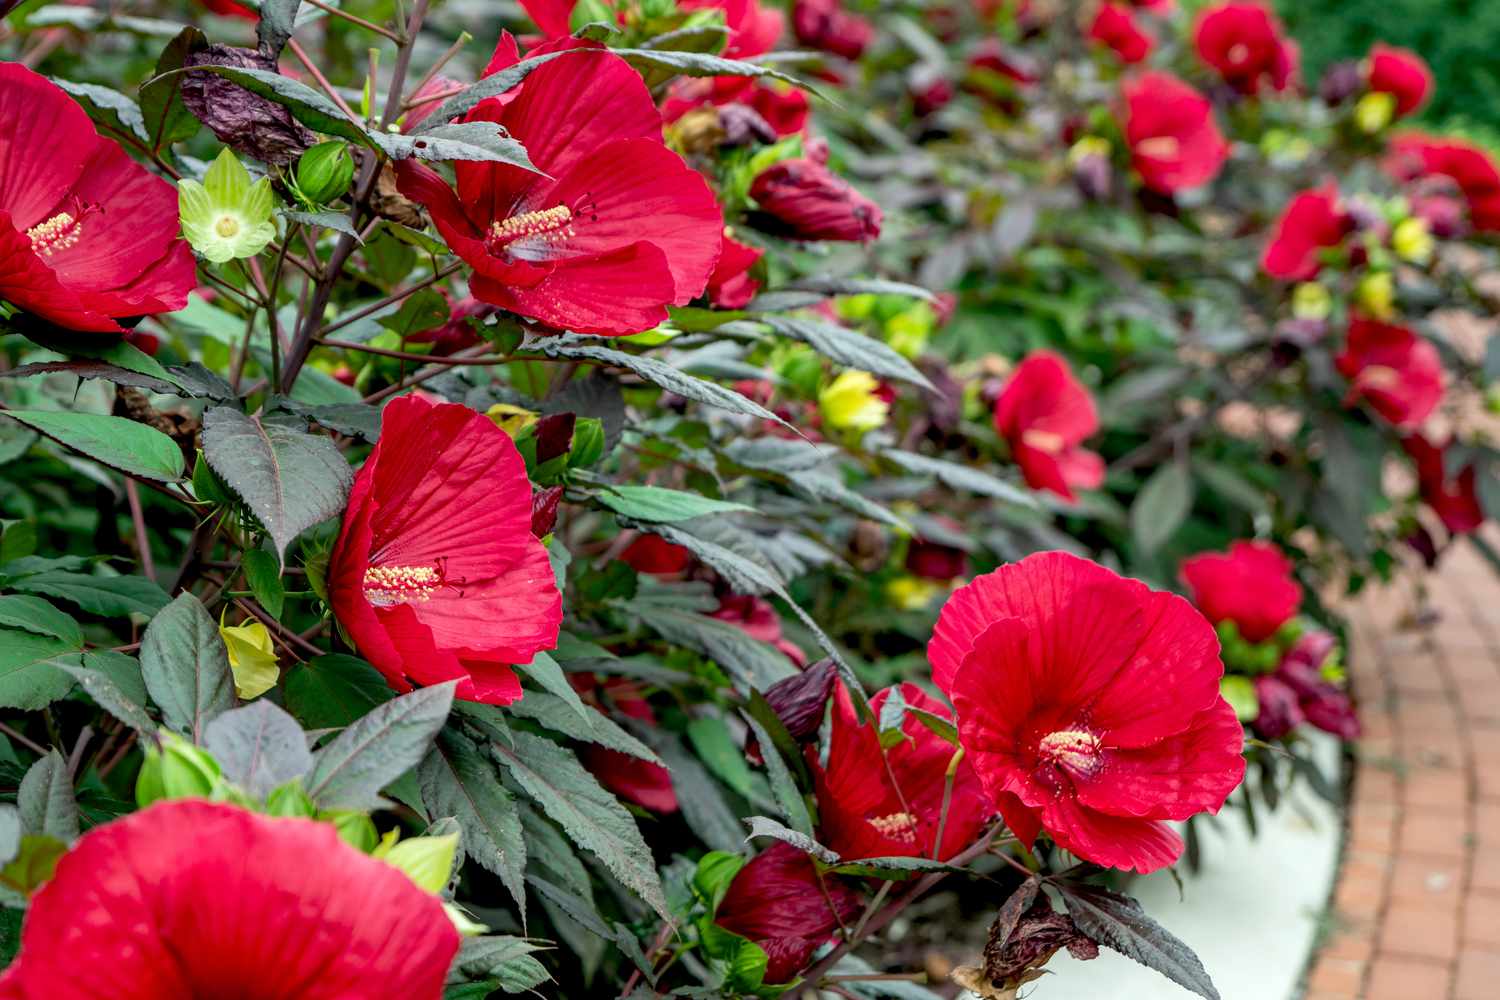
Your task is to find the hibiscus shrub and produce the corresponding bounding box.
[0,0,1488,998]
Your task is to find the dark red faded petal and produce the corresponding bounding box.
[0,800,458,1000]
[715,842,861,982]
[749,158,883,243]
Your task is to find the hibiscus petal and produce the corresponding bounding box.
[475,240,677,334]
[1041,796,1185,874]
[0,214,122,332]
[1079,699,1246,820]
[0,62,91,227]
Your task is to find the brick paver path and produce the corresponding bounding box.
[1305,537,1500,1000]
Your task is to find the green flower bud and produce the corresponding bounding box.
[326,810,379,853]
[380,832,460,894]
[295,141,355,206]
[1219,675,1260,722]
[265,782,317,818]
[1275,619,1305,648]
[137,731,222,807]
[178,148,278,264]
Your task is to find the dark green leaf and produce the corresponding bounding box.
[256,0,301,57]
[49,79,148,143]
[9,572,170,617]
[1131,461,1194,554]
[140,27,207,152]
[596,485,753,523]
[201,407,353,566]
[374,123,538,172]
[743,815,838,864]
[508,692,658,763]
[0,595,81,646]
[54,652,155,732]
[17,752,78,844]
[242,548,285,619]
[419,730,528,917]
[284,654,393,729]
[1058,883,1220,1000]
[1,410,184,481]
[0,631,77,711]
[883,450,1037,507]
[760,316,934,390]
[304,682,456,810]
[139,592,236,742]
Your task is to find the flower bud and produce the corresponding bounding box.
[792,0,875,61]
[1319,60,1364,105]
[531,485,564,538]
[819,370,889,431]
[220,615,279,700]
[749,158,882,243]
[265,782,317,817]
[1291,282,1332,321]
[380,832,459,893]
[137,732,223,808]
[1355,271,1396,319]
[328,811,380,852]
[1354,91,1397,134]
[1391,216,1434,265]
[296,141,355,205]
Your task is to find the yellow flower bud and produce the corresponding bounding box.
[1067,136,1112,167]
[818,370,889,432]
[486,403,538,438]
[1355,271,1396,319]
[1354,91,1396,134]
[1391,217,1434,265]
[885,575,942,611]
[219,616,279,700]
[1291,282,1332,321]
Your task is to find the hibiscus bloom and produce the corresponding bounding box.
[993,351,1104,502]
[930,552,1246,874]
[812,682,990,861]
[1334,318,1445,429]
[396,40,722,335]
[1180,540,1302,643]
[1119,71,1230,194]
[1367,44,1432,118]
[707,232,763,308]
[1404,434,1485,535]
[328,395,562,705]
[621,533,693,575]
[748,158,882,242]
[715,842,863,983]
[1088,3,1153,65]
[0,63,196,334]
[1192,2,1297,95]
[1387,133,1500,233]
[792,0,875,61]
[0,800,458,1000]
[1261,184,1351,280]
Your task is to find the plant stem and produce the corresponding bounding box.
[931,746,965,861]
[320,262,462,336]
[288,38,366,126]
[303,0,403,43]
[124,478,156,582]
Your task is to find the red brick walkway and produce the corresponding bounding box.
[1305,538,1500,1000]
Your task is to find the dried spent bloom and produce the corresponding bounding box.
[748,158,883,243]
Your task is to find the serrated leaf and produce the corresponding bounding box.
[742,713,812,836]
[613,47,815,91]
[139,593,236,742]
[418,51,578,127]
[596,485,753,523]
[761,316,934,390]
[829,856,962,879]
[17,752,78,844]
[373,123,538,172]
[49,79,149,144]
[743,815,838,864]
[1058,884,1220,1000]
[456,937,552,992]
[201,407,353,566]
[54,652,155,732]
[1131,461,1194,554]
[202,700,313,798]
[1,410,184,481]
[784,276,935,301]
[625,601,796,690]
[140,26,206,152]
[493,731,669,920]
[508,692,658,764]
[512,652,591,725]
[419,731,528,917]
[8,572,170,617]
[271,397,383,441]
[281,209,364,242]
[882,450,1037,507]
[283,654,393,729]
[645,729,743,852]
[304,682,456,810]
[0,595,81,646]
[532,339,792,430]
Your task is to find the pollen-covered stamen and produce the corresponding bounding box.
[26,211,84,257]
[1355,364,1401,391]
[486,205,575,257]
[1037,728,1105,781]
[1136,135,1182,160]
[363,564,441,607]
[1021,428,1066,454]
[868,811,920,843]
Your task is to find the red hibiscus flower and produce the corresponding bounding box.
[792,0,875,61]
[711,594,807,667]
[1367,44,1432,118]
[396,41,722,335]
[715,842,863,983]
[707,232,764,308]
[0,800,458,1000]
[328,395,562,705]
[621,533,693,575]
[812,682,990,861]
[1387,133,1500,233]
[1261,184,1351,280]
[1088,3,1154,65]
[683,0,785,58]
[1180,540,1302,643]
[662,77,810,139]
[1334,318,1445,429]
[993,351,1105,502]
[1404,434,1485,535]
[0,63,196,334]
[572,674,679,812]
[930,552,1246,874]
[748,158,882,243]
[1192,2,1297,95]
[200,0,258,17]
[1119,71,1230,194]
[406,294,494,355]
